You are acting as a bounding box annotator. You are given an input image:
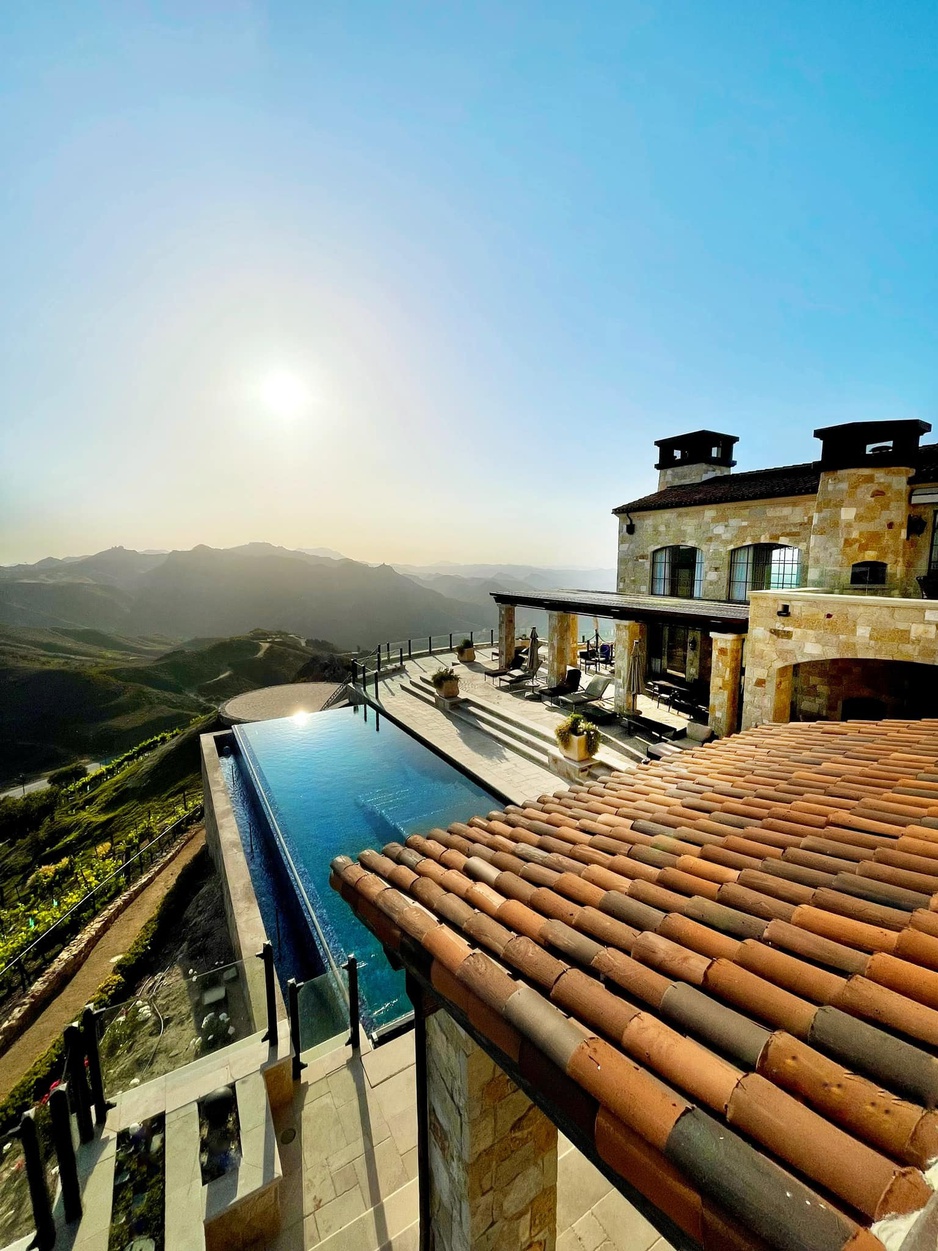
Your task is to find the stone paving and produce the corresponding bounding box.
[269,1029,674,1251]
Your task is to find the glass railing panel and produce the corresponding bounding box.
[0,1131,34,1245]
[297,968,348,1051]
[98,958,255,1096]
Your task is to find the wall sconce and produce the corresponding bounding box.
[625,512,636,536]
[688,636,698,652]
[907,515,927,539]
[777,604,791,618]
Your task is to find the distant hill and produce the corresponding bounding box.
[0,626,344,785]
[0,543,491,646]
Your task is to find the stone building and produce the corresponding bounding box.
[618,419,938,732]
[493,418,938,735]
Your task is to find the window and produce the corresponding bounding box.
[930,512,938,572]
[728,544,802,602]
[651,546,703,598]
[850,561,887,587]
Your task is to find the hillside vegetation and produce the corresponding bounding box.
[0,625,343,784]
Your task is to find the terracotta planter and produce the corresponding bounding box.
[456,647,475,663]
[561,733,594,762]
[439,678,460,699]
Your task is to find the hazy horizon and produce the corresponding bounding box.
[3,3,937,569]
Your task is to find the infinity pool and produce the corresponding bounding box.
[224,703,499,1039]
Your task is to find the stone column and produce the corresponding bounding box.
[768,664,794,724]
[568,614,580,668]
[709,633,745,737]
[427,1011,557,1251]
[613,620,647,714]
[498,603,516,667]
[547,612,575,685]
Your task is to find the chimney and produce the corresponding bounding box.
[655,430,738,491]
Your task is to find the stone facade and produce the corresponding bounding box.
[499,603,517,668]
[617,494,815,600]
[708,633,745,738]
[613,620,646,714]
[427,1011,557,1251]
[806,466,918,594]
[742,589,938,728]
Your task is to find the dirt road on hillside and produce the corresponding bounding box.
[0,830,207,1101]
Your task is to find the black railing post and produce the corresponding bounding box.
[490,628,495,647]
[408,638,412,659]
[399,647,403,667]
[20,1110,54,1251]
[257,942,277,1042]
[428,635,432,655]
[470,630,474,646]
[449,632,453,651]
[287,978,306,1081]
[82,1005,109,1124]
[345,955,361,1052]
[50,1085,82,1223]
[64,1022,93,1144]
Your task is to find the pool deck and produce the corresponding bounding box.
[363,645,693,806]
[271,1029,674,1251]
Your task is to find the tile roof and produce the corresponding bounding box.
[331,719,938,1251]
[614,462,822,515]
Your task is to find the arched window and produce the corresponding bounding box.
[850,560,887,587]
[728,544,802,602]
[650,546,703,598]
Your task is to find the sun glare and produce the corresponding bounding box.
[259,370,309,420]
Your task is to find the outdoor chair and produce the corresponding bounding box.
[540,668,581,704]
[559,675,613,709]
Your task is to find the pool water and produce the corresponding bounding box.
[226,704,500,1038]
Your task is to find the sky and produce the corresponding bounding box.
[2,1,937,569]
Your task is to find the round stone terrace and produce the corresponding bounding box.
[219,682,342,725]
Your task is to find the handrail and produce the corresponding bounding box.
[348,629,497,690]
[0,804,203,990]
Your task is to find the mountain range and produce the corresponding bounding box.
[0,544,615,648]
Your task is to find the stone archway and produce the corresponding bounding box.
[789,658,938,722]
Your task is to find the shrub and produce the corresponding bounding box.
[457,639,473,651]
[48,763,87,788]
[554,712,600,756]
[431,668,458,691]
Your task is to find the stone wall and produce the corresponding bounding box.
[806,467,917,595]
[617,494,815,599]
[790,657,938,721]
[742,590,938,728]
[427,1010,557,1251]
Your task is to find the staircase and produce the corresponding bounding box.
[401,674,642,779]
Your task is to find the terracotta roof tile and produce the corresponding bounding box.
[331,719,938,1248]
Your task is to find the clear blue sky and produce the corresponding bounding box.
[2,1,937,567]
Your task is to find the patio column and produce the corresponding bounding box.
[498,603,516,667]
[427,1010,557,1251]
[568,614,580,668]
[547,612,575,685]
[613,620,647,714]
[709,632,745,737]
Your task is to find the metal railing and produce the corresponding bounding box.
[0,805,203,1004]
[349,629,497,695]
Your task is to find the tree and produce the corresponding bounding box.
[48,763,87,789]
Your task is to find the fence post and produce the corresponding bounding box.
[50,1085,82,1223]
[428,636,432,655]
[287,979,306,1081]
[345,955,361,1052]
[490,628,495,647]
[449,632,453,651]
[82,1005,109,1124]
[399,647,403,667]
[257,943,277,1043]
[64,1022,93,1144]
[470,630,474,646]
[20,1110,55,1251]
[408,638,412,659]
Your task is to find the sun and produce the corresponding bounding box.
[258,370,309,420]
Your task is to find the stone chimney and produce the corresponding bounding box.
[655,430,738,491]
[806,419,931,594]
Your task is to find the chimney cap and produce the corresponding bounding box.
[813,419,932,471]
[654,430,738,472]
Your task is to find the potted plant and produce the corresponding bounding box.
[431,667,461,699]
[554,711,601,762]
[455,637,476,663]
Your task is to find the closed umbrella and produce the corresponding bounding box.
[625,638,645,709]
[527,626,541,674]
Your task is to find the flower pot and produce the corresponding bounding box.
[561,733,594,762]
[456,647,476,663]
[440,679,460,699]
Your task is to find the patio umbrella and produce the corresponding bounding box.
[527,626,541,673]
[625,638,645,707]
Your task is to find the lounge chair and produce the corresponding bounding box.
[540,668,581,704]
[558,675,613,709]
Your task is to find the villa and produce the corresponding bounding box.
[10,419,938,1251]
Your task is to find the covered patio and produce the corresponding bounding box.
[491,589,749,739]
